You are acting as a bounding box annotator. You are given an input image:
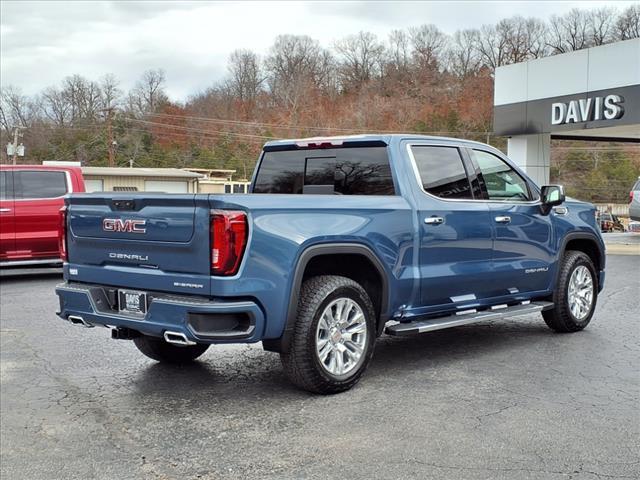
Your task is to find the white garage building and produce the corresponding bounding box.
[82,167,203,193]
[493,38,640,186]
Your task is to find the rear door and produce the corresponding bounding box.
[408,143,495,310]
[467,147,554,295]
[0,170,15,260]
[13,169,69,260]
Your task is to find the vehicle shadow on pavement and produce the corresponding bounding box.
[0,269,62,281]
[131,352,293,400]
[368,320,556,378]
[130,319,559,400]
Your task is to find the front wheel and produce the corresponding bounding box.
[543,250,598,332]
[280,275,376,394]
[133,334,210,363]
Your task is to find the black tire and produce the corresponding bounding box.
[133,334,209,363]
[280,275,377,394]
[543,250,598,333]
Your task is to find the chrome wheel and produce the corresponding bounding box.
[315,297,368,377]
[568,265,594,320]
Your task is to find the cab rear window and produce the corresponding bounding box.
[252,147,395,195]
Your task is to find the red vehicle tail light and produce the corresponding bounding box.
[58,206,68,262]
[210,210,248,276]
[630,191,634,203]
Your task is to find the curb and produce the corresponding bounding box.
[605,244,640,255]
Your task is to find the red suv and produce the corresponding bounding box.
[0,165,85,266]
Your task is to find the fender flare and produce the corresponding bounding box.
[263,243,390,353]
[555,231,605,289]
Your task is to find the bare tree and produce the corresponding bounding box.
[225,49,264,102]
[129,69,168,115]
[316,49,339,93]
[615,4,640,40]
[39,86,70,127]
[387,29,411,74]
[524,17,549,59]
[475,24,509,70]
[334,31,384,91]
[589,7,617,45]
[547,9,591,53]
[473,17,548,70]
[265,34,329,107]
[409,24,447,70]
[500,17,529,64]
[0,86,33,130]
[100,74,122,109]
[447,29,481,78]
[63,75,102,122]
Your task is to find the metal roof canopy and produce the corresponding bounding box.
[492,39,640,186]
[82,167,204,178]
[493,38,639,141]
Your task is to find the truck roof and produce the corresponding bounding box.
[0,164,83,174]
[263,133,490,149]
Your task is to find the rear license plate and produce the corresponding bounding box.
[118,289,147,315]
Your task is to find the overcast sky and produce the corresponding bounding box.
[1,1,636,100]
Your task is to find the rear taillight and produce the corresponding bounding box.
[58,206,68,262]
[630,191,634,204]
[210,210,248,276]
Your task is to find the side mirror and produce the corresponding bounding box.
[540,185,565,214]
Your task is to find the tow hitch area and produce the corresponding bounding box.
[111,327,141,340]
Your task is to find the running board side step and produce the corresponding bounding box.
[385,301,553,336]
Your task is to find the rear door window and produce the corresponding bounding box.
[14,170,68,199]
[253,147,395,195]
[410,146,473,200]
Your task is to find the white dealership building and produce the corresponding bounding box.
[493,38,640,186]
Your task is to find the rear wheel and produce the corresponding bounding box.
[543,250,598,332]
[280,275,376,394]
[133,334,209,363]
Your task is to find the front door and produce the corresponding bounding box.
[409,144,495,311]
[468,148,554,295]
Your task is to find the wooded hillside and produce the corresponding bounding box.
[1,5,638,201]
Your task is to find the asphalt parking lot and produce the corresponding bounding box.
[1,255,639,480]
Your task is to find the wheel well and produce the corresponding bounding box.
[565,238,602,271]
[302,253,385,327]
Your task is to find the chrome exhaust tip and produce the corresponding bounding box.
[68,315,94,328]
[163,331,196,346]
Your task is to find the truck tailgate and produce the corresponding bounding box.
[66,193,212,294]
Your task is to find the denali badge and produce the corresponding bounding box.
[109,253,149,261]
[103,218,146,233]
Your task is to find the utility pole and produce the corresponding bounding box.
[101,108,116,167]
[7,126,25,165]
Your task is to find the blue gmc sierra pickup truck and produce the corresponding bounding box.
[55,135,605,394]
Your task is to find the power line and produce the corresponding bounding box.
[124,117,275,141]
[145,112,494,136]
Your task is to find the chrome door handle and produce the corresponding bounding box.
[495,216,511,224]
[0,208,11,213]
[425,216,444,225]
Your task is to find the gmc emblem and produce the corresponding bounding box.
[103,218,147,234]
